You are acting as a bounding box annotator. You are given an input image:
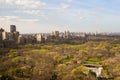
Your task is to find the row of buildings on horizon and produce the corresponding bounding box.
[0,25,120,47]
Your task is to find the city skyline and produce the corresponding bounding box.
[0,0,120,33]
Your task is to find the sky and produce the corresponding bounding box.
[0,0,120,33]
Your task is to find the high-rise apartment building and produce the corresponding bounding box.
[64,31,71,38]
[18,35,24,44]
[13,31,19,41]
[52,31,59,37]
[0,32,2,42]
[8,32,14,40]
[10,25,16,33]
[0,28,4,41]
[36,34,42,42]
[2,31,8,40]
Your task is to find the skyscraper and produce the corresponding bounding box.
[18,35,24,44]
[0,28,4,41]
[53,31,59,37]
[10,25,16,33]
[36,34,45,42]
[64,31,71,38]
[2,31,8,40]
[13,31,19,41]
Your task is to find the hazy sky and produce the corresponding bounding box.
[0,0,120,33]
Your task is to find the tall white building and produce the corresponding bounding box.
[36,34,43,42]
[18,35,24,44]
[2,31,8,40]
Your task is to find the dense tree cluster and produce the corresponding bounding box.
[0,41,120,80]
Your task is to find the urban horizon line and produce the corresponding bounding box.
[1,25,120,34]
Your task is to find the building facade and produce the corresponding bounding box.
[0,28,4,42]
[2,31,8,40]
[10,25,16,33]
